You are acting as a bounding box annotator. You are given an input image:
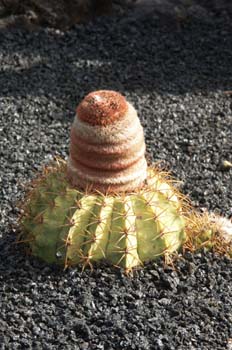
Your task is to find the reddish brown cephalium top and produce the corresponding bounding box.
[76,90,128,126]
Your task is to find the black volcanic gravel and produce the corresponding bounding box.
[0,10,232,350]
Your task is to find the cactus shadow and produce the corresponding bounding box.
[0,230,125,283]
[0,231,62,281]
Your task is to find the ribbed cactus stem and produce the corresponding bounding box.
[67,90,147,193]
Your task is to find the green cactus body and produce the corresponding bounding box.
[20,164,186,271]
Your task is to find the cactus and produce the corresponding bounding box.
[184,211,232,257]
[19,90,232,271]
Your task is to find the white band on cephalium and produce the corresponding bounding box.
[67,157,147,185]
[67,173,147,193]
[73,102,142,144]
[70,143,146,171]
[70,127,145,155]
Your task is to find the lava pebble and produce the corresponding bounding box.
[0,6,232,350]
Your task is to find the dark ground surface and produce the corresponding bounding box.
[0,0,232,29]
[0,7,232,350]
